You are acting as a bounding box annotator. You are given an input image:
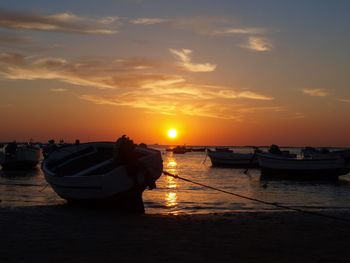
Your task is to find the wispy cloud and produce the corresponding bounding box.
[129,18,168,25]
[98,16,119,25]
[213,27,267,36]
[236,91,273,100]
[128,15,275,52]
[0,9,119,34]
[78,81,275,119]
[169,48,216,72]
[0,52,173,89]
[50,88,67,92]
[302,88,328,97]
[0,51,275,119]
[242,36,273,52]
[80,93,278,120]
[335,98,350,103]
[130,16,269,37]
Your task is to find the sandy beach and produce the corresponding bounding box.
[1,206,350,263]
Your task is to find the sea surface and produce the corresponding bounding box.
[1,147,350,215]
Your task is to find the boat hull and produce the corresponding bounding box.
[208,151,257,168]
[258,153,349,179]
[42,142,163,212]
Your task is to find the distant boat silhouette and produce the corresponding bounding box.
[172,146,187,154]
[191,147,206,152]
[0,142,40,170]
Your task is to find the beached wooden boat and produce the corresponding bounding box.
[207,149,258,168]
[258,152,349,179]
[0,143,41,170]
[42,137,163,212]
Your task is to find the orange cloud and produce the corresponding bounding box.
[242,36,273,52]
[302,88,328,97]
[169,48,217,72]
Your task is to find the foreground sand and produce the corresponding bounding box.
[1,205,350,263]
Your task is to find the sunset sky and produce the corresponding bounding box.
[0,0,349,146]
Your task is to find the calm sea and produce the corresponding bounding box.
[1,147,350,215]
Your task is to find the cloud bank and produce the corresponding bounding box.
[0,51,275,119]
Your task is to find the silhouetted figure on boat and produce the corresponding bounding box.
[112,135,156,213]
[269,144,282,155]
[5,142,17,158]
[43,139,57,158]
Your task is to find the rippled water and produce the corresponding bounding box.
[1,148,350,215]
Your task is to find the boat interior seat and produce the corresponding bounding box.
[51,146,98,172]
[49,146,96,168]
[72,159,116,177]
[54,147,114,176]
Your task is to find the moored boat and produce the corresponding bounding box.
[258,152,349,179]
[0,142,41,170]
[191,147,206,152]
[207,148,258,168]
[42,136,163,212]
[172,146,187,154]
[330,149,350,166]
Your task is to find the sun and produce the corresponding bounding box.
[167,129,178,139]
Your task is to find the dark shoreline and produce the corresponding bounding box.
[1,205,350,263]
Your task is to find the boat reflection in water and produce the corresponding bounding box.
[164,153,178,210]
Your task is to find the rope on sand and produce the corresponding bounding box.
[163,170,350,224]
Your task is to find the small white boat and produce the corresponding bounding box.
[207,149,258,167]
[0,143,41,170]
[42,137,163,212]
[258,152,349,179]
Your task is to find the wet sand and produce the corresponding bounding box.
[1,206,350,263]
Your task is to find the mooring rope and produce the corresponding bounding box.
[163,170,350,224]
[201,151,208,164]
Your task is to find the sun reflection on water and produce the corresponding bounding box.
[165,192,177,207]
[164,153,178,209]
